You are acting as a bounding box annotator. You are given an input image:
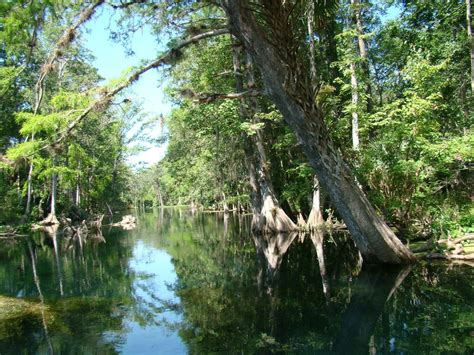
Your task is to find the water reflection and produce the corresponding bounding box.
[253,232,298,287]
[310,230,331,302]
[333,264,413,353]
[0,210,472,353]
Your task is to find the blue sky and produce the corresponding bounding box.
[81,3,401,168]
[83,7,171,167]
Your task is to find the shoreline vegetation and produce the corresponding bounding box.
[1,206,473,264]
[0,1,473,264]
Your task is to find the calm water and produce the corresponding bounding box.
[0,209,472,354]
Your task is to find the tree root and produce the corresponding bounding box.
[39,213,60,226]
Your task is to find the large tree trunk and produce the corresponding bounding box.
[243,135,265,229]
[243,52,296,233]
[222,0,415,264]
[231,36,296,233]
[306,1,324,228]
[307,175,324,228]
[231,37,264,230]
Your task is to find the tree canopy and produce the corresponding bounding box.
[0,0,472,262]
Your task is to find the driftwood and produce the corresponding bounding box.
[112,215,137,230]
[438,234,474,248]
[412,234,474,251]
[0,232,27,239]
[425,253,474,261]
[411,233,474,262]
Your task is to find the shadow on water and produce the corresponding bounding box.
[0,210,472,353]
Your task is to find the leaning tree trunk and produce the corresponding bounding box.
[222,0,415,264]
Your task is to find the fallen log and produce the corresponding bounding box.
[425,252,474,261]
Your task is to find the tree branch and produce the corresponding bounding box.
[46,28,229,149]
[106,0,147,9]
[34,0,105,114]
[180,88,261,103]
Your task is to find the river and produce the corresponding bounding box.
[0,209,472,353]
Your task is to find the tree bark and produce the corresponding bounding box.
[306,1,324,228]
[25,159,34,215]
[307,175,324,228]
[243,51,296,233]
[231,37,264,229]
[222,0,415,264]
[231,36,296,233]
[350,62,360,150]
[352,0,373,112]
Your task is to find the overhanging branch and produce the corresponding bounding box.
[34,0,105,114]
[47,28,229,149]
[180,88,261,103]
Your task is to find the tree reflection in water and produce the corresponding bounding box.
[0,225,151,353]
[0,211,472,353]
[169,212,472,354]
[333,264,413,354]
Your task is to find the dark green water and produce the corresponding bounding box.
[0,209,472,354]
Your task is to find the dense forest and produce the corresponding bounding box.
[0,1,473,262]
